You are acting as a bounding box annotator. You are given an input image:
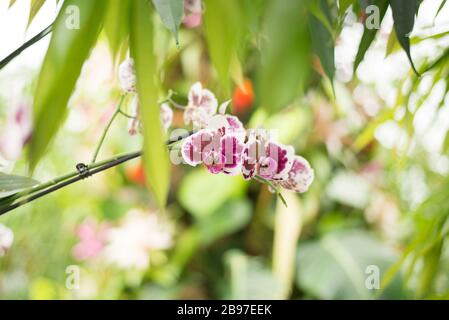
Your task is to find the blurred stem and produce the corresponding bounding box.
[91,95,126,164]
[0,23,53,70]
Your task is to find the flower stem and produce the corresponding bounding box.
[254,175,288,208]
[91,95,125,164]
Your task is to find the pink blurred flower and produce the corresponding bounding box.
[0,102,32,161]
[183,0,203,28]
[72,219,108,261]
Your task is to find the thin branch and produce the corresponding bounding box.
[0,130,194,216]
[0,23,53,70]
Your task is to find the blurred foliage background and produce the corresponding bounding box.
[0,0,449,299]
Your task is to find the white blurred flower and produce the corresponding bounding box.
[184,82,218,128]
[0,102,32,161]
[118,58,137,93]
[127,97,173,135]
[104,209,172,270]
[0,224,14,257]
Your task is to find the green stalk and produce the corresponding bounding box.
[91,95,126,164]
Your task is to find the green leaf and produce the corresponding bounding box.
[354,0,389,73]
[130,0,170,209]
[152,0,183,46]
[8,0,17,8]
[103,0,131,59]
[29,0,107,170]
[389,0,420,75]
[203,0,243,92]
[179,168,246,218]
[196,200,252,245]
[28,0,45,28]
[309,0,335,81]
[258,0,311,113]
[0,173,39,198]
[296,230,407,299]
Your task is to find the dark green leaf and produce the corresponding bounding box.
[354,0,389,72]
[258,0,311,112]
[309,0,335,81]
[152,0,183,46]
[29,0,107,170]
[130,0,170,209]
[389,0,420,75]
[435,0,447,19]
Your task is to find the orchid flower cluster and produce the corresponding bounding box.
[119,58,314,193]
[180,84,314,194]
[119,58,314,195]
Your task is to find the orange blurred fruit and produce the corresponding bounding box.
[232,79,254,115]
[126,162,146,186]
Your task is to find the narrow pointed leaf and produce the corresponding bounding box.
[152,0,183,45]
[104,0,130,59]
[309,0,335,81]
[354,0,389,72]
[435,0,447,19]
[29,0,107,170]
[8,0,17,8]
[389,0,420,75]
[28,0,45,28]
[130,0,169,209]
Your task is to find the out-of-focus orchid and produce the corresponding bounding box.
[183,82,218,129]
[104,209,172,270]
[72,219,108,261]
[183,0,203,28]
[127,97,173,136]
[0,102,32,161]
[0,224,14,257]
[118,58,137,93]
